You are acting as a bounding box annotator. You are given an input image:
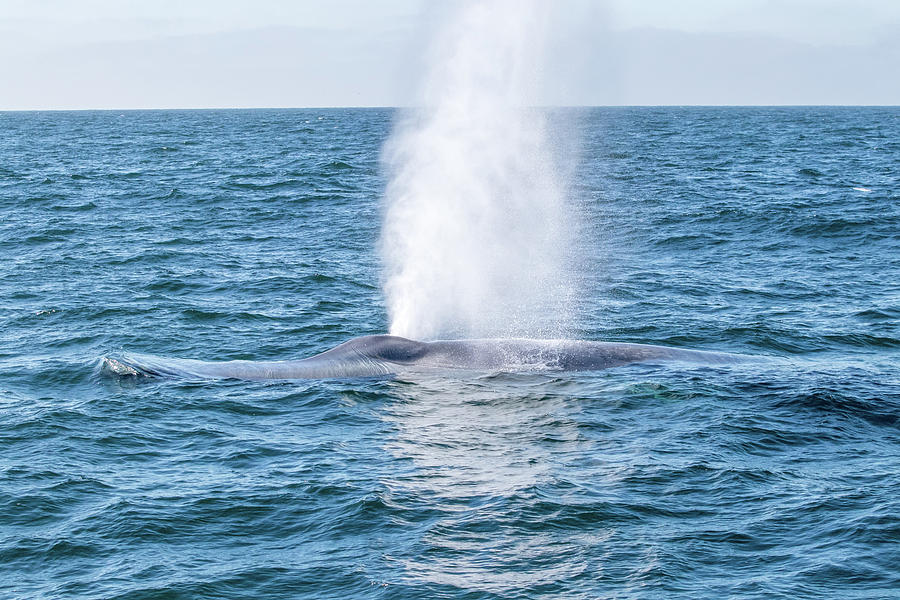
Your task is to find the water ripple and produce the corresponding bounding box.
[0,107,897,599]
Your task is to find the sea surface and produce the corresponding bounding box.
[1,107,898,599]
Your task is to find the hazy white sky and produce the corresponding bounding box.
[1,0,898,109]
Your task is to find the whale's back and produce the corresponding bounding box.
[100,335,756,381]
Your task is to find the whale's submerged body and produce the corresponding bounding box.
[101,335,755,381]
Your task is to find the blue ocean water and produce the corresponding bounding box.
[1,107,898,599]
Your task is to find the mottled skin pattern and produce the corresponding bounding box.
[102,334,753,381]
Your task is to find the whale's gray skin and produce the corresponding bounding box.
[101,335,754,381]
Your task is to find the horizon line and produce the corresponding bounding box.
[2,104,899,113]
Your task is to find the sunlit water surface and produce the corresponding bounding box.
[1,108,898,599]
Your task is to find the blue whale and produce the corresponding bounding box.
[101,335,754,380]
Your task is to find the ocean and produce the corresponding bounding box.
[1,107,898,598]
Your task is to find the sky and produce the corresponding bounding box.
[1,0,898,109]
